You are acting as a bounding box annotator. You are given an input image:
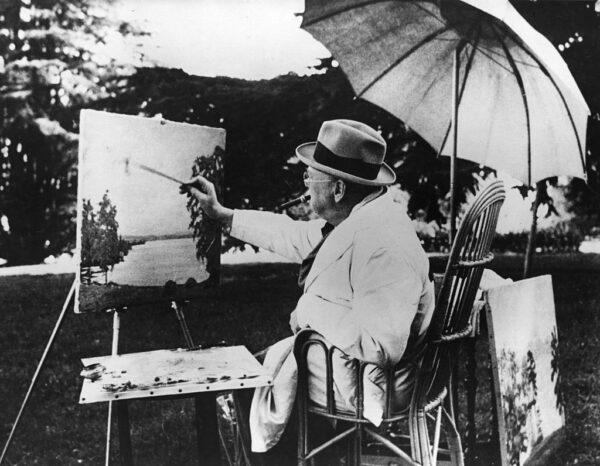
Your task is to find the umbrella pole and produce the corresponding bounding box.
[523,181,543,278]
[449,47,462,442]
[450,48,459,245]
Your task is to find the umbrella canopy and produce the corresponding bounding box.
[301,0,590,186]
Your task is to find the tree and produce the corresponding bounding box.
[94,191,119,283]
[80,198,96,283]
[0,0,143,264]
[80,192,128,284]
[513,1,600,228]
[184,148,224,282]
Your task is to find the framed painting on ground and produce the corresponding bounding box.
[486,275,565,466]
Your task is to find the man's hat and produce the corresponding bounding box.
[296,119,396,186]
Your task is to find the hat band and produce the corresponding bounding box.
[313,142,380,180]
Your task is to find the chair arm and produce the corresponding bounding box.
[293,329,397,419]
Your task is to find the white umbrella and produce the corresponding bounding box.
[301,0,589,245]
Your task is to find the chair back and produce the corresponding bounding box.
[414,180,505,409]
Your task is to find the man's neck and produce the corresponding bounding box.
[327,204,354,226]
[327,187,385,226]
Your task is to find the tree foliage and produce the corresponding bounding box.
[0,0,140,264]
[184,146,224,281]
[513,1,600,221]
[80,191,129,283]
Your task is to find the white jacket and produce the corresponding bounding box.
[230,190,435,452]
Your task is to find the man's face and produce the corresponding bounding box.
[303,167,336,219]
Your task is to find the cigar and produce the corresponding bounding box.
[278,194,311,210]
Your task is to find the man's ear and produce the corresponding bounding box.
[333,179,346,203]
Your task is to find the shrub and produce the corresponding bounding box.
[415,221,583,254]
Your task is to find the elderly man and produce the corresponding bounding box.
[185,119,434,461]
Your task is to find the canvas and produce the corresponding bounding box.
[486,275,565,466]
[75,110,225,313]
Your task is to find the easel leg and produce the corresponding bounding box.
[171,301,220,465]
[0,281,75,465]
[196,396,220,465]
[117,401,133,466]
[106,310,123,466]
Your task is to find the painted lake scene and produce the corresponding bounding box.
[75,110,225,312]
[107,237,210,287]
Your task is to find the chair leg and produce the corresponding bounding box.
[409,406,420,462]
[355,424,363,466]
[346,431,353,466]
[442,408,464,466]
[410,407,432,466]
[418,412,433,466]
[298,407,308,466]
[346,423,362,466]
[445,371,464,466]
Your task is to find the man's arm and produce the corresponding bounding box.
[184,176,324,262]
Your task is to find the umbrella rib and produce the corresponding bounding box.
[467,45,514,75]
[491,23,532,185]
[357,25,452,98]
[508,36,587,175]
[412,2,445,26]
[474,42,538,69]
[437,26,482,158]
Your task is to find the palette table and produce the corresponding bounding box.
[80,345,272,465]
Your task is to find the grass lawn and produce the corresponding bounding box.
[0,255,599,465]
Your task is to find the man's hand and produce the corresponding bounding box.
[180,176,233,227]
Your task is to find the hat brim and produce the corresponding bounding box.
[296,142,396,186]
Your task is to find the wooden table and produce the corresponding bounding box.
[80,345,272,465]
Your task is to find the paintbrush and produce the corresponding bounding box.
[124,158,187,185]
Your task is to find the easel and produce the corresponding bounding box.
[79,319,270,466]
[0,283,138,466]
[104,308,134,466]
[0,280,238,466]
[99,290,223,466]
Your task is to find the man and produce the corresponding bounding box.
[185,119,434,459]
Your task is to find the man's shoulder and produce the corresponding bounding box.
[353,199,415,240]
[350,198,428,265]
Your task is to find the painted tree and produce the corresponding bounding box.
[80,198,97,283]
[80,192,129,284]
[0,0,143,264]
[184,147,224,283]
[94,191,119,283]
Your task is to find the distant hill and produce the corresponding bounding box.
[123,232,194,243]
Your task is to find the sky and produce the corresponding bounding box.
[115,0,330,79]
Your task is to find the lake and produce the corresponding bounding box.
[107,237,210,286]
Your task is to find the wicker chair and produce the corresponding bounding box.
[293,180,505,466]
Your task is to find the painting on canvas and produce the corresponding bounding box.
[486,275,565,466]
[75,110,225,313]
